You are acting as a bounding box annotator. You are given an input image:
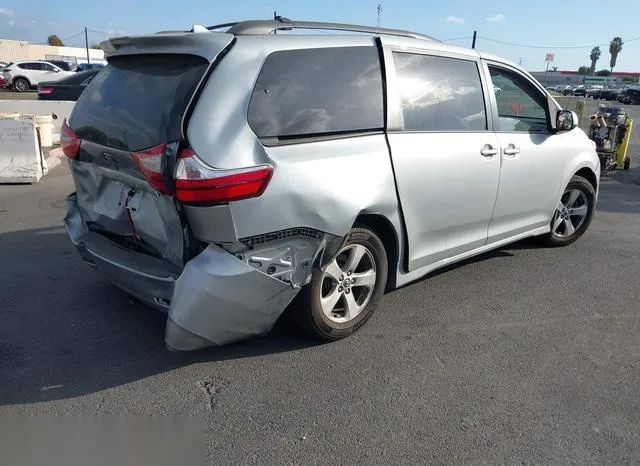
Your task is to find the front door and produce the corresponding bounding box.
[483,63,567,243]
[385,50,501,271]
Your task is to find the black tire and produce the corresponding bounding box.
[623,157,630,170]
[291,226,388,341]
[13,77,30,92]
[541,175,596,247]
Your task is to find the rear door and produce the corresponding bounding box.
[66,33,232,270]
[384,48,501,271]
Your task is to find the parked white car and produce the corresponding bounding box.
[1,61,74,92]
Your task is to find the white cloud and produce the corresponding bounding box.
[485,14,505,23]
[446,16,465,25]
[0,7,14,16]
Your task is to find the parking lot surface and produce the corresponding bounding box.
[0,88,37,100]
[1,119,640,463]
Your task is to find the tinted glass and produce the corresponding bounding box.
[248,46,383,139]
[489,66,548,133]
[56,70,99,85]
[17,63,34,70]
[41,63,56,71]
[393,53,487,132]
[70,54,208,151]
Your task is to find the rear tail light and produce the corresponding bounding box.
[38,87,54,95]
[131,143,169,194]
[60,119,81,160]
[174,148,273,205]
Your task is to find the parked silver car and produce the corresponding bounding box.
[62,19,600,351]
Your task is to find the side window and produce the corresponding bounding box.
[17,63,32,70]
[392,52,487,132]
[248,46,383,140]
[41,63,56,72]
[488,66,549,133]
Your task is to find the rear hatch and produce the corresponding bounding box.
[65,33,233,273]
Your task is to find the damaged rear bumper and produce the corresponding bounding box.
[64,193,302,350]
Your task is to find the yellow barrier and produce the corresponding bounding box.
[616,118,633,168]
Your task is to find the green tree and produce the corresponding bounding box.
[551,66,559,71]
[578,66,590,75]
[609,37,623,72]
[595,69,611,76]
[47,35,64,46]
[589,46,600,73]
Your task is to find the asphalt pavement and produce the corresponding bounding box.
[0,88,37,100]
[1,136,640,463]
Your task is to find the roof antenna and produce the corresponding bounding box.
[377,3,382,28]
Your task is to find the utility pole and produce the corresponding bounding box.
[471,30,477,49]
[84,27,90,65]
[518,57,523,66]
[273,11,277,34]
[377,3,382,28]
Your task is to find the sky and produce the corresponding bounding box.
[1,0,639,72]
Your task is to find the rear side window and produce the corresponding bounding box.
[70,54,208,151]
[392,52,487,132]
[248,46,384,140]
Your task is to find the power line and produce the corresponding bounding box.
[442,36,472,42]
[87,29,116,36]
[60,30,85,41]
[477,35,640,49]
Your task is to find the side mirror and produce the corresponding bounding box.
[54,68,60,73]
[556,109,577,132]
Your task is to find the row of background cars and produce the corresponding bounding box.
[546,83,640,104]
[0,59,104,101]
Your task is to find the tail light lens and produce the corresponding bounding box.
[60,119,81,160]
[174,149,273,205]
[131,143,169,194]
[38,87,54,95]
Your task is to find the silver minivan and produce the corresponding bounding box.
[62,20,600,351]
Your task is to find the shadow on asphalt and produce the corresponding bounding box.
[0,226,326,406]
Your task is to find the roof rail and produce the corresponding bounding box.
[206,19,438,41]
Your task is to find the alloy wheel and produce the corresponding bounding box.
[552,188,589,237]
[319,244,377,323]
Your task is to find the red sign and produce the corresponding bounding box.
[545,53,555,62]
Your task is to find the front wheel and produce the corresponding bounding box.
[291,226,388,341]
[541,175,596,247]
[13,78,30,93]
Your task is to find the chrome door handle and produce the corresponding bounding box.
[503,144,520,156]
[481,144,498,157]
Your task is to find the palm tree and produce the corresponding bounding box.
[589,46,600,74]
[609,37,623,72]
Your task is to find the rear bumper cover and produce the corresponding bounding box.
[64,193,300,350]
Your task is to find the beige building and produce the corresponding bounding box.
[0,39,106,65]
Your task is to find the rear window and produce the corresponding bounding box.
[248,46,384,140]
[69,54,208,151]
[55,70,99,85]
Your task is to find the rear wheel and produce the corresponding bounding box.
[292,226,387,341]
[13,78,29,92]
[541,175,596,247]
